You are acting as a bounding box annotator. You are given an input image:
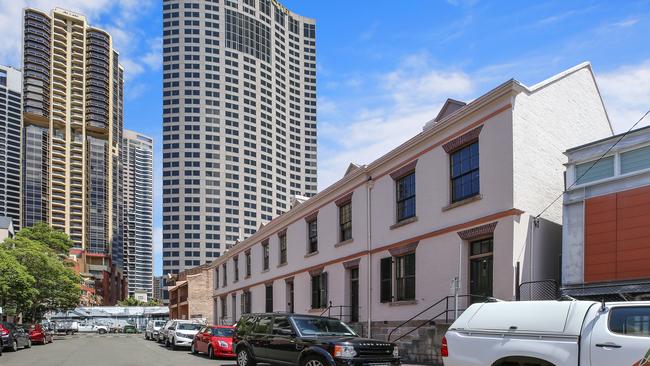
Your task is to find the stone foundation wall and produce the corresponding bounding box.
[358,320,451,365]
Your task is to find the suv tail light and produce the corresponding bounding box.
[0,325,8,336]
[441,336,448,357]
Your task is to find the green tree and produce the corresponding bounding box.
[146,298,162,306]
[118,296,146,306]
[15,222,73,255]
[0,247,37,316]
[3,235,81,320]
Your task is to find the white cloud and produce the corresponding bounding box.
[0,0,113,66]
[597,60,650,133]
[0,0,157,95]
[317,54,475,188]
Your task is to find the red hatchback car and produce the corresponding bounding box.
[191,325,235,359]
[29,324,53,345]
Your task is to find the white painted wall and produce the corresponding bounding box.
[208,64,614,327]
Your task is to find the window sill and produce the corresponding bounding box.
[442,194,482,212]
[244,275,251,279]
[390,216,418,230]
[308,308,326,313]
[388,300,418,307]
[277,262,287,268]
[261,269,270,273]
[305,251,319,258]
[335,238,354,248]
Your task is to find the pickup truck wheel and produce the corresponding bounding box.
[302,355,326,366]
[10,340,18,352]
[98,329,107,335]
[237,347,256,366]
[25,339,31,349]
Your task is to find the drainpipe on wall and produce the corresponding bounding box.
[366,177,374,338]
[530,217,540,286]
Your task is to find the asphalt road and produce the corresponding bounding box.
[0,334,238,366]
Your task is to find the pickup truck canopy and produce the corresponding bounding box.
[450,301,598,336]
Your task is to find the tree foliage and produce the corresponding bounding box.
[117,297,162,307]
[0,248,37,316]
[15,222,73,255]
[1,225,81,320]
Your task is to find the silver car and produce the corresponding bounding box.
[166,321,202,350]
[145,320,167,341]
[157,320,176,343]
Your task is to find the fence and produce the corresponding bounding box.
[517,279,559,301]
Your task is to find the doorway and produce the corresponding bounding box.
[286,281,294,313]
[349,267,359,322]
[469,238,493,303]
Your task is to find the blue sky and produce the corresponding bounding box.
[1,0,650,275]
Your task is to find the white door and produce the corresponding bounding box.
[590,305,650,366]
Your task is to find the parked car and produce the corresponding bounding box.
[123,324,137,334]
[145,320,167,341]
[29,324,53,345]
[443,300,650,366]
[167,320,202,349]
[1,322,31,352]
[234,313,399,366]
[191,325,236,359]
[54,320,78,335]
[78,322,109,334]
[158,320,175,343]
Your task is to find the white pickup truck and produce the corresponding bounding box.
[443,300,650,366]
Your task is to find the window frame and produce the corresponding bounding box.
[310,272,328,309]
[395,252,416,301]
[450,140,480,203]
[608,306,650,337]
[233,255,239,282]
[262,242,270,271]
[338,201,352,242]
[307,219,318,254]
[395,171,416,222]
[278,232,287,264]
[245,250,251,277]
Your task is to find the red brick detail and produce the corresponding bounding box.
[342,258,361,269]
[457,221,497,241]
[335,192,353,207]
[389,160,418,180]
[305,211,318,222]
[442,125,483,153]
[308,267,324,277]
[388,241,419,256]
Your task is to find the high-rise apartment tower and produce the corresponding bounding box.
[122,129,154,298]
[0,66,22,229]
[22,8,125,280]
[161,0,317,276]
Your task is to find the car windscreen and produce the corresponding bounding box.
[212,327,235,337]
[177,323,202,331]
[154,321,166,326]
[291,317,357,337]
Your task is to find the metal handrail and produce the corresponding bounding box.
[387,294,496,342]
[319,302,358,322]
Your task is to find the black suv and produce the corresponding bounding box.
[234,313,399,366]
